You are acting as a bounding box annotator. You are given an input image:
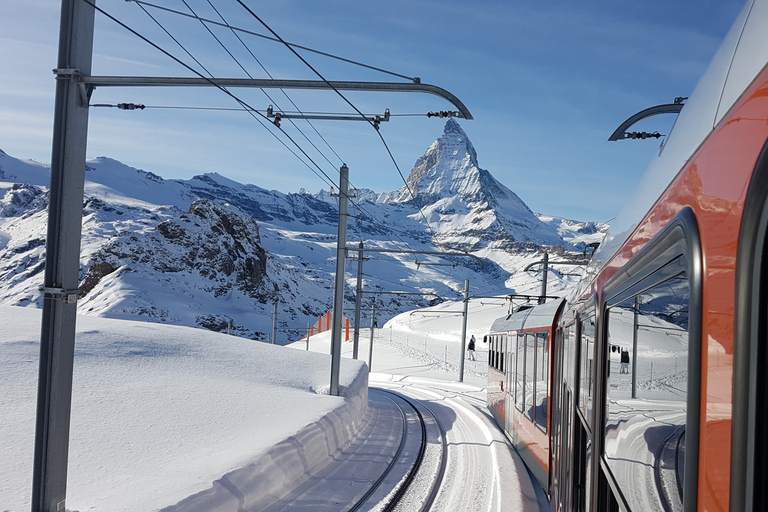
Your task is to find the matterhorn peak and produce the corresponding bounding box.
[384,120,494,204]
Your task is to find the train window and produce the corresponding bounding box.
[516,332,525,411]
[525,332,536,422]
[535,331,549,432]
[605,266,690,511]
[500,335,505,373]
[579,316,596,425]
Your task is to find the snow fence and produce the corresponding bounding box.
[159,365,370,512]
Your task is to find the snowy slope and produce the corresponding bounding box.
[0,120,605,340]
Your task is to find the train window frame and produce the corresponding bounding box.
[516,332,525,412]
[535,330,549,433]
[524,331,536,422]
[601,206,702,512]
[733,137,768,511]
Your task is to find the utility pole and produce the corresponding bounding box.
[459,279,469,383]
[330,164,350,396]
[33,1,95,511]
[539,251,549,304]
[271,302,278,345]
[368,303,376,372]
[352,242,364,359]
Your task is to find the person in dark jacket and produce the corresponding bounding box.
[620,349,630,374]
[468,335,476,361]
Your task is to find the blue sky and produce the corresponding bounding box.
[0,0,745,222]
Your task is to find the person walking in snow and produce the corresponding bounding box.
[373,316,379,328]
[468,334,476,361]
[620,349,630,374]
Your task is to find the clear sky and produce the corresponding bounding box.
[0,0,745,223]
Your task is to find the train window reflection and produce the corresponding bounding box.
[535,332,549,432]
[579,317,595,424]
[605,271,689,511]
[525,333,536,421]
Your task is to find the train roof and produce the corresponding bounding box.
[489,297,566,333]
[575,0,768,301]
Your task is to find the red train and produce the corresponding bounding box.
[487,1,768,510]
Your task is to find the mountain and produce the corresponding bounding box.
[383,119,566,250]
[0,121,606,341]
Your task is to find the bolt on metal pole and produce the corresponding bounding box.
[330,164,350,396]
[33,1,95,511]
[272,302,278,345]
[459,279,469,382]
[352,242,364,359]
[368,304,375,372]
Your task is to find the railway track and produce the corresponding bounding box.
[265,388,447,512]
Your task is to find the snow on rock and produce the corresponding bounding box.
[383,118,567,249]
[0,305,367,512]
[0,121,606,338]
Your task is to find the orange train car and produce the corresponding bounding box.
[487,0,768,510]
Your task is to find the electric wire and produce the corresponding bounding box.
[200,0,344,168]
[97,1,454,269]
[93,0,339,192]
[125,0,419,83]
[142,0,420,260]
[233,1,455,255]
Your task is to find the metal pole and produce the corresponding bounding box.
[632,296,639,398]
[272,302,278,345]
[306,324,310,351]
[539,251,549,304]
[352,242,364,359]
[368,304,375,372]
[33,2,95,510]
[330,164,350,396]
[459,279,469,382]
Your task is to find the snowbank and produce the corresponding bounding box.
[0,306,367,512]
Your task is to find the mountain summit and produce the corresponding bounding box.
[384,119,566,248]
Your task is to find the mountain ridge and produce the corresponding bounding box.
[0,120,606,340]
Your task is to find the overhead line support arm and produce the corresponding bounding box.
[81,76,473,120]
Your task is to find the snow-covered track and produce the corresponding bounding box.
[365,389,448,512]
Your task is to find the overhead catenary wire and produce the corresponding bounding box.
[125,0,420,83]
[127,0,423,260]
[91,0,340,191]
[197,0,344,167]
[96,0,456,268]
[233,1,457,256]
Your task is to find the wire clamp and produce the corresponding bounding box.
[39,286,79,304]
[117,103,145,110]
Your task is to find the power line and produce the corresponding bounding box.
[200,0,344,167]
[234,1,456,255]
[126,0,419,83]
[89,0,339,191]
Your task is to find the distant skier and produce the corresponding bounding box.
[620,349,630,374]
[373,316,379,328]
[468,334,476,361]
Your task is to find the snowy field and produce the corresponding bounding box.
[1,295,520,511]
[0,306,365,512]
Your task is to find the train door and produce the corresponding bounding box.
[733,139,768,511]
[573,312,595,512]
[553,321,577,512]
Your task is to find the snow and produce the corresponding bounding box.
[0,306,365,512]
[1,292,533,511]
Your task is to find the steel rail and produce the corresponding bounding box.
[347,390,412,512]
